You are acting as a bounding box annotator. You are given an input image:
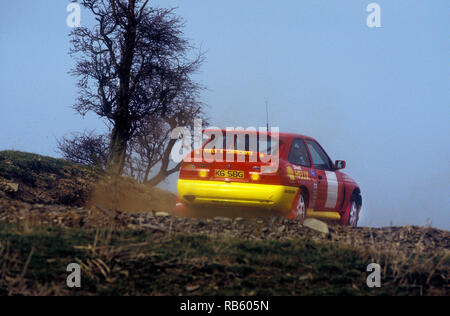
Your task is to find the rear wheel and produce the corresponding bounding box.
[294,191,307,221]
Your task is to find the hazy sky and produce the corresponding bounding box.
[0,1,448,229]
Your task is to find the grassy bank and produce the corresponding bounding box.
[0,224,447,296]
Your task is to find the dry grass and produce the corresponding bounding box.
[361,226,449,295]
[0,222,448,296]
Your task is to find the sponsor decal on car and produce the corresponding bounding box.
[286,166,295,181]
[294,169,310,180]
[286,166,310,181]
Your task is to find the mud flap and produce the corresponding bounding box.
[285,190,301,220]
[174,196,190,216]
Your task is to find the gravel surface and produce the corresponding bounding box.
[1,192,448,258]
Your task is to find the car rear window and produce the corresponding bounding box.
[207,132,279,155]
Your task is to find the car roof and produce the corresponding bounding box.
[203,129,317,142]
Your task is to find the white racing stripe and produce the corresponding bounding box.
[324,171,338,209]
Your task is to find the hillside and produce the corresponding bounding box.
[0,151,448,296]
[0,150,175,212]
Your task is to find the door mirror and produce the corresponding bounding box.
[335,160,346,170]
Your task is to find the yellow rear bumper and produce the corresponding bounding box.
[177,179,298,213]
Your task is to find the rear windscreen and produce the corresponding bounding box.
[206,132,279,155]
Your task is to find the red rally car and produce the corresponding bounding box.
[176,130,362,226]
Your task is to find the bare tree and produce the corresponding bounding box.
[122,65,207,186]
[126,118,167,182]
[57,131,109,168]
[147,93,207,186]
[70,0,203,175]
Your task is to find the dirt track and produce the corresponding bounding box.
[0,191,448,258]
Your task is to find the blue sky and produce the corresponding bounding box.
[0,1,449,228]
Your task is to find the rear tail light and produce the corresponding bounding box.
[249,172,260,181]
[198,169,209,178]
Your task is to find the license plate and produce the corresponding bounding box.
[214,169,244,179]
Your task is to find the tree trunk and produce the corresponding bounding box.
[147,170,169,187]
[146,162,181,186]
[143,163,152,183]
[107,120,129,175]
[106,2,137,176]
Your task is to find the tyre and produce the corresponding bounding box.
[348,194,361,227]
[294,190,307,221]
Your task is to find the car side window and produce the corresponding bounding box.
[305,140,334,171]
[288,139,311,167]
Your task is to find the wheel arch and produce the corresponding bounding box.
[351,187,362,207]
